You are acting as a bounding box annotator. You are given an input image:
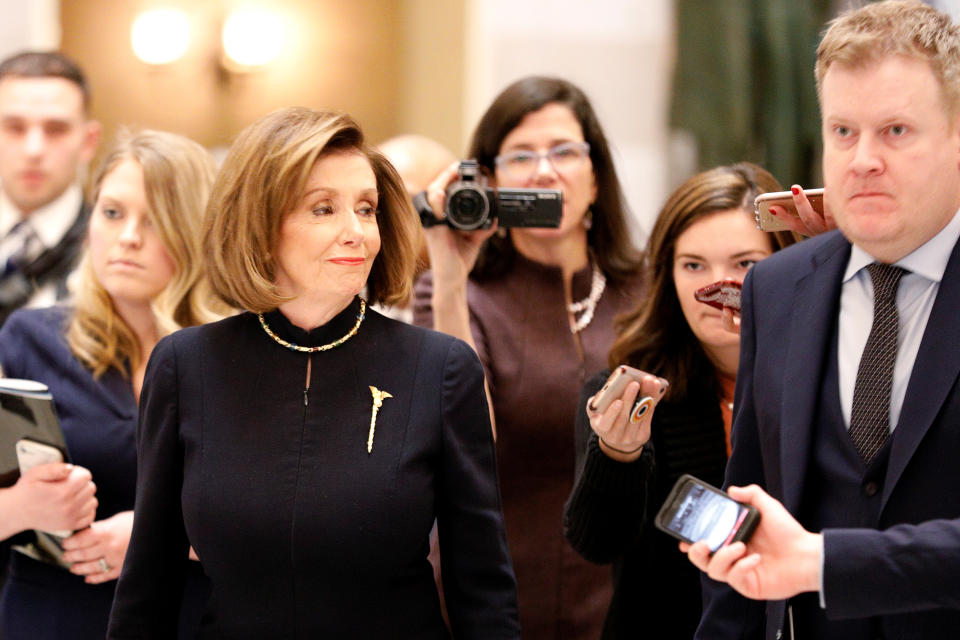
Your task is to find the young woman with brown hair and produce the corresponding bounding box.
[564,162,796,639]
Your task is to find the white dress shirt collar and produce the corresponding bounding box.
[0,184,84,249]
[843,207,960,285]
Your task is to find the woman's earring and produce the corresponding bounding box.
[583,209,593,230]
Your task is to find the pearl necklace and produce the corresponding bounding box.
[568,263,606,334]
[258,299,366,353]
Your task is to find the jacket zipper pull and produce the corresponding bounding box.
[303,355,312,407]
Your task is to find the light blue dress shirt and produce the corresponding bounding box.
[838,208,960,432]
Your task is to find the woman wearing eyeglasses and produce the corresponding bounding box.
[415,76,643,639]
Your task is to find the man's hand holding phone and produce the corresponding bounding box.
[680,484,823,602]
[586,366,668,463]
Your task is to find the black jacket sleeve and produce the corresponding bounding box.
[107,335,190,638]
[437,339,520,639]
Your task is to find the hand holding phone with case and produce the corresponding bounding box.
[754,188,825,232]
[589,365,668,416]
[654,474,760,552]
[694,279,742,312]
[588,367,667,458]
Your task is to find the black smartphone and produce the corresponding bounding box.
[654,474,760,552]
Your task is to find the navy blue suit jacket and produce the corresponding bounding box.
[697,230,960,640]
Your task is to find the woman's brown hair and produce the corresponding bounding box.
[608,162,796,399]
[466,76,642,286]
[204,107,422,312]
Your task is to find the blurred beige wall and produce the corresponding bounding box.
[397,0,466,154]
[58,0,465,154]
[0,0,59,60]
[5,0,672,238]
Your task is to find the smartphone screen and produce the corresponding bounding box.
[655,475,758,551]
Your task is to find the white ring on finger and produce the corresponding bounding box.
[98,557,111,573]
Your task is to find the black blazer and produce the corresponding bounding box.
[697,231,960,640]
[107,300,519,639]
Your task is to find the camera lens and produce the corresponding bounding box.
[447,186,489,230]
[456,191,481,216]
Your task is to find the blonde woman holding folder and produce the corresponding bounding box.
[0,129,223,640]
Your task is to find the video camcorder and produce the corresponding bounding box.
[415,160,563,231]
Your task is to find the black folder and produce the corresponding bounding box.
[0,378,72,567]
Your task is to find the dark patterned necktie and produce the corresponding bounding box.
[849,262,907,465]
[1,220,41,278]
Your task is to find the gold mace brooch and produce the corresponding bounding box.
[367,386,393,454]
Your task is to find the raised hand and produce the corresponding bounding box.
[768,185,836,237]
[586,372,667,463]
[421,161,498,287]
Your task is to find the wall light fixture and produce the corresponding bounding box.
[130,8,191,65]
[221,8,285,70]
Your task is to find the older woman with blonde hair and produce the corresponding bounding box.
[108,107,518,639]
[0,129,223,640]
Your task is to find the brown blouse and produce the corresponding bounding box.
[415,253,644,639]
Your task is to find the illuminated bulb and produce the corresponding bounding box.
[131,8,191,65]
[222,8,284,68]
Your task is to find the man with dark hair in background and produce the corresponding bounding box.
[0,51,100,326]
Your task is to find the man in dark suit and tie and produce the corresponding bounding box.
[685,2,960,638]
[0,51,100,326]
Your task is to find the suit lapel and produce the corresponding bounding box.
[779,234,850,513]
[882,237,960,509]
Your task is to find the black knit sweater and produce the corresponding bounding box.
[563,370,728,639]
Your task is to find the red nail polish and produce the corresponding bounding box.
[791,186,800,195]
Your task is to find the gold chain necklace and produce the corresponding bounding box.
[258,299,366,353]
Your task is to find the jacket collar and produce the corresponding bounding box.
[780,231,850,512]
[777,230,960,513]
[881,233,960,510]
